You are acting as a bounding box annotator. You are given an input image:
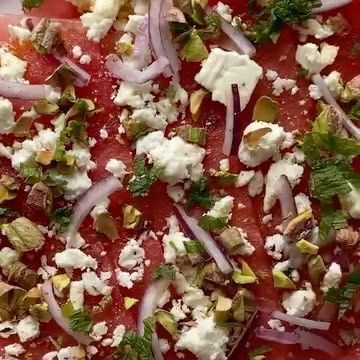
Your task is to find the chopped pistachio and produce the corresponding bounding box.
[33,100,59,115]
[272,269,295,289]
[13,113,35,137]
[252,96,279,123]
[177,125,207,146]
[26,182,53,215]
[190,88,208,121]
[155,310,177,337]
[30,301,51,322]
[308,255,326,285]
[124,297,139,310]
[213,170,238,187]
[4,217,45,252]
[313,104,342,135]
[35,149,55,165]
[243,127,272,150]
[20,287,42,310]
[31,18,60,55]
[214,295,232,323]
[123,117,151,141]
[94,212,119,241]
[0,175,19,204]
[296,239,319,255]
[5,261,38,290]
[122,205,143,230]
[65,99,95,121]
[241,261,257,278]
[116,41,134,56]
[342,74,360,102]
[203,261,227,284]
[283,210,313,240]
[0,281,26,320]
[232,290,245,322]
[232,272,257,285]
[217,227,245,255]
[51,274,71,295]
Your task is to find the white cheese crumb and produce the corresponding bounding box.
[159,338,171,354]
[248,170,264,197]
[79,54,92,64]
[0,97,15,135]
[282,283,316,317]
[100,128,109,139]
[17,316,40,342]
[321,262,342,293]
[69,280,84,310]
[105,158,126,180]
[72,45,83,59]
[4,343,25,356]
[54,249,98,270]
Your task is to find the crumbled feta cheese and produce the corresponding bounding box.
[248,170,264,197]
[79,54,92,64]
[265,234,287,260]
[159,338,171,354]
[4,343,25,356]
[0,321,17,339]
[111,324,126,347]
[268,319,285,332]
[90,198,110,219]
[237,232,255,256]
[54,249,98,270]
[238,121,287,167]
[91,321,108,341]
[136,131,205,185]
[215,2,233,22]
[8,24,32,41]
[236,170,255,187]
[0,247,19,268]
[50,345,85,360]
[195,48,263,109]
[309,70,344,100]
[105,158,126,180]
[17,316,40,342]
[264,158,304,212]
[0,97,15,135]
[82,271,112,296]
[295,42,339,74]
[295,193,312,214]
[131,107,167,130]
[162,231,190,264]
[80,0,122,42]
[170,299,189,322]
[265,69,279,81]
[321,262,342,293]
[118,239,145,270]
[72,45,83,59]
[114,81,153,108]
[0,49,27,80]
[272,77,297,96]
[176,315,229,360]
[219,159,230,172]
[167,185,185,203]
[339,184,360,219]
[100,128,109,139]
[282,284,316,317]
[158,289,171,308]
[294,19,335,41]
[207,195,234,220]
[69,281,84,310]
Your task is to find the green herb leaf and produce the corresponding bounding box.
[129,158,164,197]
[152,264,176,281]
[349,102,360,120]
[68,309,94,334]
[184,240,206,254]
[318,202,347,242]
[248,0,322,43]
[19,160,43,184]
[198,215,227,231]
[186,176,218,209]
[177,125,207,145]
[52,206,73,233]
[325,266,360,318]
[248,345,273,359]
[0,208,12,216]
[350,41,360,58]
[21,0,44,11]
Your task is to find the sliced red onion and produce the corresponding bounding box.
[105,54,169,83]
[52,51,91,87]
[313,0,352,13]
[317,302,338,322]
[312,73,360,140]
[138,280,171,360]
[272,310,330,331]
[0,1,22,14]
[220,19,256,57]
[149,0,180,79]
[227,310,259,358]
[134,16,150,59]
[276,175,298,228]
[0,79,55,100]
[66,176,122,241]
[256,328,299,345]
[223,84,241,156]
[41,281,92,345]
[297,329,343,357]
[173,205,233,275]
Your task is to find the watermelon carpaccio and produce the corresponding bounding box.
[0,0,359,359]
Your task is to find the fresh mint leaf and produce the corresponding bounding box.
[184,240,206,254]
[350,102,360,120]
[152,264,176,281]
[198,215,227,231]
[68,309,93,334]
[186,176,218,209]
[129,158,163,197]
[325,266,360,318]
[19,160,43,184]
[52,206,73,233]
[248,345,273,359]
[0,208,12,216]
[22,0,43,11]
[318,202,347,242]
[248,0,322,43]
